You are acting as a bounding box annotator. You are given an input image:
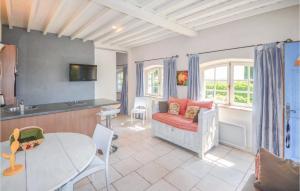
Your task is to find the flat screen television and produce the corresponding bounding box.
[69,64,97,81]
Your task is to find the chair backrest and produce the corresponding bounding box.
[92,124,114,164]
[134,97,149,108]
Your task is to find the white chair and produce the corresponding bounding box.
[131,97,150,124]
[61,124,114,191]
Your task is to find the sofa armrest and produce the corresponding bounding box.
[197,105,219,151]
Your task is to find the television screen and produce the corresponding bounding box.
[69,64,97,81]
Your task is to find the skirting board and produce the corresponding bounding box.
[219,121,246,150]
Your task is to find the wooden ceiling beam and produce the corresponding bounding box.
[124,33,177,48]
[109,24,157,45]
[178,0,257,24]
[93,0,198,36]
[5,0,13,29]
[70,8,110,40]
[95,20,145,43]
[27,0,39,32]
[155,0,199,16]
[166,0,228,20]
[43,0,67,35]
[193,0,295,30]
[58,0,93,38]
[83,15,132,42]
[116,28,166,46]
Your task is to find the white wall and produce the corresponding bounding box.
[128,6,300,152]
[94,48,116,100]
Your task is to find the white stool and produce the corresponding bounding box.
[97,107,120,153]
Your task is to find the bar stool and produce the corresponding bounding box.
[97,106,120,153]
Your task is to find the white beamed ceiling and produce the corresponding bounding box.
[1,0,299,49]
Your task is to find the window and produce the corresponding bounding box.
[144,66,163,97]
[202,60,253,107]
[116,71,123,93]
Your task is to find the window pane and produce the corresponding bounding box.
[234,81,248,91]
[216,91,227,102]
[234,92,248,103]
[234,65,248,80]
[250,93,253,104]
[204,68,214,80]
[205,90,214,99]
[249,81,253,92]
[205,81,214,90]
[250,66,254,80]
[216,66,227,80]
[215,81,228,90]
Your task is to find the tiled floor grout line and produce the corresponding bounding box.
[78,118,253,191]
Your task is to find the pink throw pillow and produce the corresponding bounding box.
[168,97,188,115]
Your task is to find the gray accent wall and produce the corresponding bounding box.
[2,26,95,105]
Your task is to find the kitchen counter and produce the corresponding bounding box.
[0,99,119,121]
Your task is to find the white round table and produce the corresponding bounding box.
[1,133,96,191]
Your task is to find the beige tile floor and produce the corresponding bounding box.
[74,115,255,191]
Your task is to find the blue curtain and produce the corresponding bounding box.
[136,62,144,96]
[187,55,200,100]
[253,43,284,156]
[120,65,128,114]
[163,57,177,100]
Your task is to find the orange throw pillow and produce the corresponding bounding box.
[168,102,180,115]
[184,106,200,119]
[168,97,188,115]
[187,100,213,109]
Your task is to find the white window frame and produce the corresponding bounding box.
[116,70,123,93]
[144,66,163,98]
[201,59,253,108]
[230,62,254,107]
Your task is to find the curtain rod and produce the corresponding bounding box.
[135,55,179,63]
[186,39,299,56]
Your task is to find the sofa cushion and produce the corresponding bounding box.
[254,148,300,191]
[184,106,200,119]
[159,101,169,113]
[168,102,180,115]
[152,113,198,132]
[168,97,188,115]
[187,100,213,109]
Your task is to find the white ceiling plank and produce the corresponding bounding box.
[94,42,128,52]
[124,33,178,47]
[5,0,13,29]
[27,0,39,32]
[142,0,167,10]
[178,0,258,24]
[58,0,93,38]
[156,0,199,16]
[70,8,110,40]
[96,20,145,43]
[83,15,132,42]
[119,30,173,47]
[109,24,157,45]
[116,28,167,46]
[167,0,228,20]
[193,0,294,29]
[43,0,68,35]
[195,0,299,31]
[93,0,198,37]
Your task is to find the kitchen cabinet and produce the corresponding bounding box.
[0,45,17,105]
